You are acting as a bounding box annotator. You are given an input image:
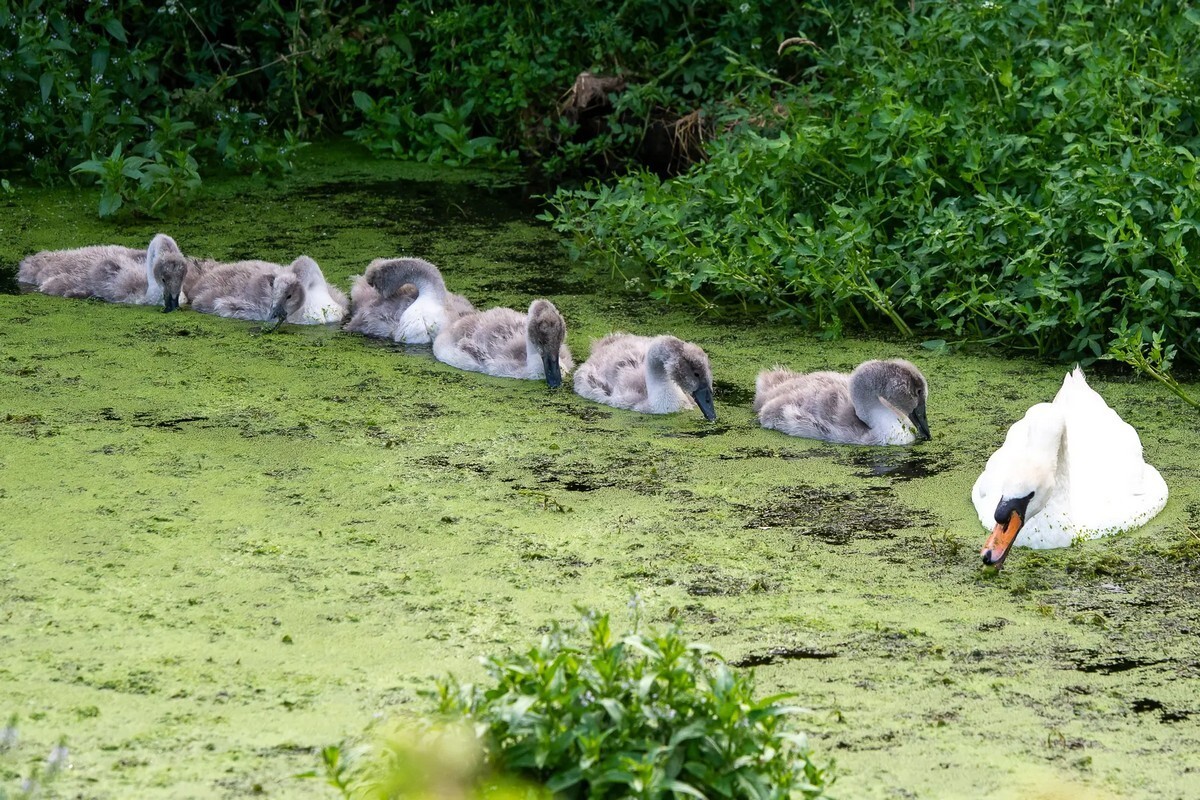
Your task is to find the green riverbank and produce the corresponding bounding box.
[1,145,1198,799]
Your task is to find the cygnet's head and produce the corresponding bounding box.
[850,359,931,441]
[366,257,444,297]
[527,300,568,388]
[981,403,1065,568]
[650,336,716,421]
[148,234,187,312]
[268,272,306,326]
[289,255,324,288]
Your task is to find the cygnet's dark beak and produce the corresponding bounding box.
[263,302,288,332]
[981,492,1033,569]
[909,399,931,440]
[161,292,180,313]
[692,386,717,421]
[542,352,563,389]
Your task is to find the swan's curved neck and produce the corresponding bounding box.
[143,245,163,303]
[644,351,686,412]
[525,331,542,375]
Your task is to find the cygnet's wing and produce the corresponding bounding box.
[89,256,149,304]
[756,371,869,444]
[344,275,418,337]
[19,244,143,287]
[573,333,653,408]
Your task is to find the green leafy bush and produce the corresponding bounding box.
[548,1,1200,370]
[1,1,816,190]
[434,612,831,799]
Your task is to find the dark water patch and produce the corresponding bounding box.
[1131,698,1192,723]
[663,424,732,439]
[744,483,914,545]
[0,270,20,295]
[130,414,210,430]
[294,179,535,233]
[712,379,755,407]
[842,448,955,481]
[557,404,613,422]
[731,647,839,668]
[1072,655,1169,674]
[718,447,778,460]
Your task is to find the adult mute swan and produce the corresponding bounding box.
[972,367,1168,567]
[754,359,931,445]
[573,333,716,420]
[433,299,573,388]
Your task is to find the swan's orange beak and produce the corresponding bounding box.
[981,511,1022,568]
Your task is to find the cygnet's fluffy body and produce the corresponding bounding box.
[433,299,573,387]
[344,257,473,343]
[18,234,191,310]
[755,359,931,445]
[573,333,716,420]
[188,257,324,324]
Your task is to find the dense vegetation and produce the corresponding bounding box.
[4,1,1198,372]
[326,613,831,799]
[1,0,806,209]
[548,1,1200,372]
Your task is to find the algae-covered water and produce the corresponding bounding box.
[1,146,1198,799]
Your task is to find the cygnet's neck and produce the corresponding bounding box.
[525,334,543,377]
[863,402,914,445]
[644,351,687,412]
[143,243,164,303]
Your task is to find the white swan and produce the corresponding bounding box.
[433,299,573,388]
[754,359,931,445]
[972,367,1168,567]
[573,333,716,420]
[344,257,474,343]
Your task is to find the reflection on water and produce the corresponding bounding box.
[844,448,955,481]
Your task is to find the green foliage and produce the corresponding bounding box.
[2,1,814,192]
[320,725,547,800]
[435,612,832,799]
[548,0,1200,370]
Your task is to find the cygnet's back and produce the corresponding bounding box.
[19,244,146,298]
[433,299,573,387]
[755,359,930,445]
[188,261,286,321]
[343,257,474,342]
[574,333,716,419]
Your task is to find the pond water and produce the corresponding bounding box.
[2,145,1198,799]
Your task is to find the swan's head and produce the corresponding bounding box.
[650,336,717,421]
[366,257,444,298]
[527,299,568,388]
[267,272,306,328]
[147,234,186,312]
[289,255,324,289]
[981,403,1064,568]
[850,359,931,441]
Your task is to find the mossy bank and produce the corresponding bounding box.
[1,145,1198,799]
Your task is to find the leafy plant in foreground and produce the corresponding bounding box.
[435,612,831,799]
